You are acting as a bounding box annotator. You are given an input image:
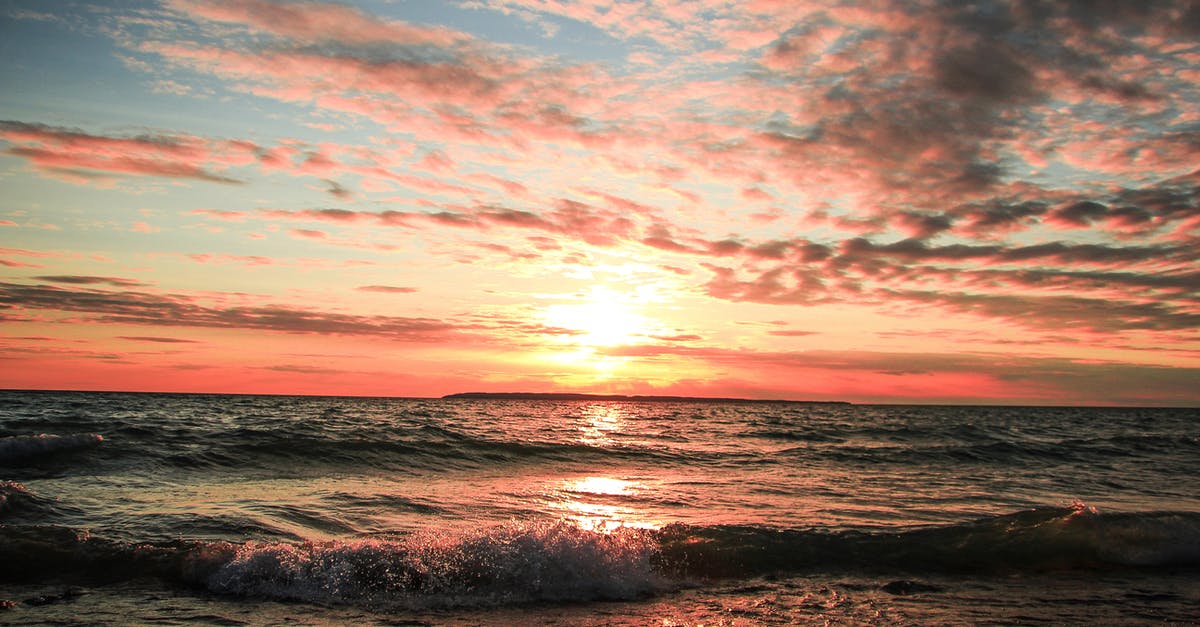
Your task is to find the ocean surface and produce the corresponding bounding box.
[1,391,1197,625]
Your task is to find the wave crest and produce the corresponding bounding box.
[204,521,663,608]
[0,433,103,463]
[3,509,1197,609]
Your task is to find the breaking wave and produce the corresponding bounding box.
[1,507,1197,610]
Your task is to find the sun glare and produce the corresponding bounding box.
[545,286,649,347]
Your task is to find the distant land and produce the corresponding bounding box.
[442,392,851,404]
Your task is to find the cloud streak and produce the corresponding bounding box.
[0,282,459,342]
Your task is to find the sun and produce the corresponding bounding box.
[544,286,649,347]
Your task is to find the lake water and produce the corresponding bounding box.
[2,391,1197,624]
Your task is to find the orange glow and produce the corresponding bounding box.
[545,286,651,348]
[1,0,1197,407]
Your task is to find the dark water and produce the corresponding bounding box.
[1,391,1197,624]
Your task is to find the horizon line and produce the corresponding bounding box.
[1,388,1195,409]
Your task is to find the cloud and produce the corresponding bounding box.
[33,275,148,287]
[288,228,328,240]
[322,179,352,199]
[697,223,1197,333]
[117,336,201,343]
[256,198,640,248]
[356,285,418,293]
[7,0,1192,404]
[167,0,464,47]
[137,0,635,164]
[594,343,1200,405]
[0,121,250,185]
[889,289,1200,333]
[186,253,275,266]
[1,259,43,269]
[262,364,343,375]
[191,209,251,221]
[0,282,461,342]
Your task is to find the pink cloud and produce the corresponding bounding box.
[167,0,464,47]
[188,253,275,266]
[356,285,418,294]
[191,209,251,221]
[0,259,43,268]
[0,121,253,185]
[288,228,328,240]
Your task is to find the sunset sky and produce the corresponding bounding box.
[1,0,1198,405]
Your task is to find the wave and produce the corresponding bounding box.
[204,522,663,608]
[1,507,1197,609]
[157,430,690,474]
[0,521,664,609]
[0,481,42,515]
[0,433,103,463]
[656,506,1200,578]
[777,432,1200,467]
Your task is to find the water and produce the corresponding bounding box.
[1,391,1197,624]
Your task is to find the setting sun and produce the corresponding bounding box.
[544,287,652,347]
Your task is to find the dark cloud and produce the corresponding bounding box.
[0,282,458,341]
[596,344,1200,405]
[34,275,148,287]
[751,0,1200,210]
[1048,201,1110,228]
[953,198,1049,237]
[890,289,1200,333]
[999,241,1185,265]
[933,43,1038,105]
[323,179,352,198]
[969,268,1200,293]
[897,212,956,240]
[700,228,1196,332]
[260,208,365,222]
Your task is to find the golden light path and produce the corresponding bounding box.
[550,403,661,532]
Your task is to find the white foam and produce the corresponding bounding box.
[205,521,663,609]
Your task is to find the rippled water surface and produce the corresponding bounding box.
[2,391,1197,624]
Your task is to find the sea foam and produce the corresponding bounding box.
[202,521,664,609]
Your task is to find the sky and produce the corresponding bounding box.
[0,0,1198,405]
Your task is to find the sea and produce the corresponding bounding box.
[0,391,1197,625]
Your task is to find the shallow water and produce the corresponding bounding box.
[1,391,1198,623]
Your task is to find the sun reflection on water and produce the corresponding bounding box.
[549,404,664,532]
[550,475,660,532]
[570,475,633,496]
[577,403,627,447]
